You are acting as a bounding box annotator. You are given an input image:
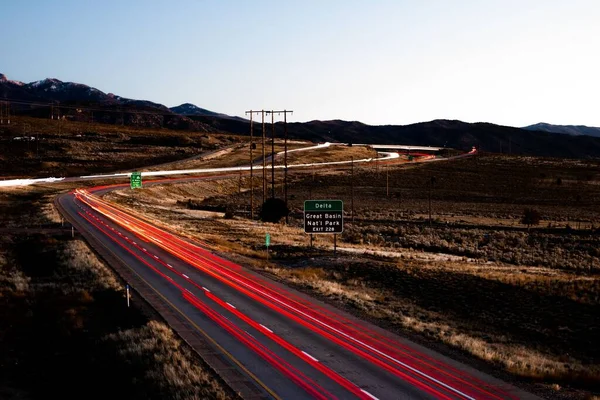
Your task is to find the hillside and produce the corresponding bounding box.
[0,74,213,132]
[4,73,600,159]
[192,117,600,159]
[523,122,600,138]
[169,103,245,122]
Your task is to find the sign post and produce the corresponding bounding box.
[304,200,343,255]
[130,172,142,189]
[265,233,270,260]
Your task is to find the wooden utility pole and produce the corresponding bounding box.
[270,110,275,199]
[428,176,436,225]
[0,101,9,124]
[262,110,266,205]
[245,110,262,220]
[351,156,355,223]
[386,165,389,196]
[283,110,291,224]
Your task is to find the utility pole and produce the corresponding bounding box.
[428,176,436,225]
[270,110,275,199]
[351,156,355,223]
[283,110,292,224]
[245,110,262,220]
[386,164,389,196]
[262,110,266,205]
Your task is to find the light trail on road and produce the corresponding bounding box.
[60,181,530,400]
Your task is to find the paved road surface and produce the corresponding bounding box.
[56,177,539,400]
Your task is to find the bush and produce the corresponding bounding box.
[259,198,289,223]
[521,208,541,228]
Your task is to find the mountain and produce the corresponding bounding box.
[170,103,247,122]
[3,72,600,158]
[0,73,213,132]
[192,116,600,159]
[522,122,600,138]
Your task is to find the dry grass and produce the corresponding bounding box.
[267,263,600,389]
[57,240,122,292]
[285,144,377,165]
[0,185,232,399]
[0,115,245,177]
[104,320,231,400]
[103,153,600,397]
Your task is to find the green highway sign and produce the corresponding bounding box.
[304,200,343,212]
[130,172,142,189]
[265,233,270,247]
[304,200,344,234]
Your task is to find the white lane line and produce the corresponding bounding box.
[211,265,475,399]
[301,351,319,362]
[142,248,147,252]
[153,255,159,260]
[182,274,189,279]
[259,324,273,333]
[166,276,173,282]
[185,288,194,295]
[167,264,173,269]
[226,302,236,309]
[202,286,210,292]
[152,237,162,243]
[360,389,380,400]
[124,236,129,239]
[132,242,137,245]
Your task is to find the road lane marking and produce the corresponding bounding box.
[182,274,189,279]
[69,224,282,400]
[259,324,273,333]
[226,302,236,309]
[301,351,319,362]
[361,389,380,400]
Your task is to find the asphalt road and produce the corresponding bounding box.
[56,178,540,400]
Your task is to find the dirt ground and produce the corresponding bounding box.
[0,184,233,400]
[105,153,600,399]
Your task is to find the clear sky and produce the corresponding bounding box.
[1,0,599,127]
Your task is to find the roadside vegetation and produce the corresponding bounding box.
[106,153,600,399]
[0,115,242,177]
[0,185,232,400]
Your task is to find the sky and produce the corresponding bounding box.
[1,0,600,127]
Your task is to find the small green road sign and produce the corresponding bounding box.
[130,172,142,189]
[304,200,344,234]
[265,233,270,247]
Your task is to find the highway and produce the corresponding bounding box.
[55,175,539,400]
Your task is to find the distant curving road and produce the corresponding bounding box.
[55,172,537,400]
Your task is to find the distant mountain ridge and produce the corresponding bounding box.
[522,122,600,138]
[3,73,600,158]
[0,73,216,131]
[169,103,245,121]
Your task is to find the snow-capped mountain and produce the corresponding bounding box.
[0,73,213,132]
